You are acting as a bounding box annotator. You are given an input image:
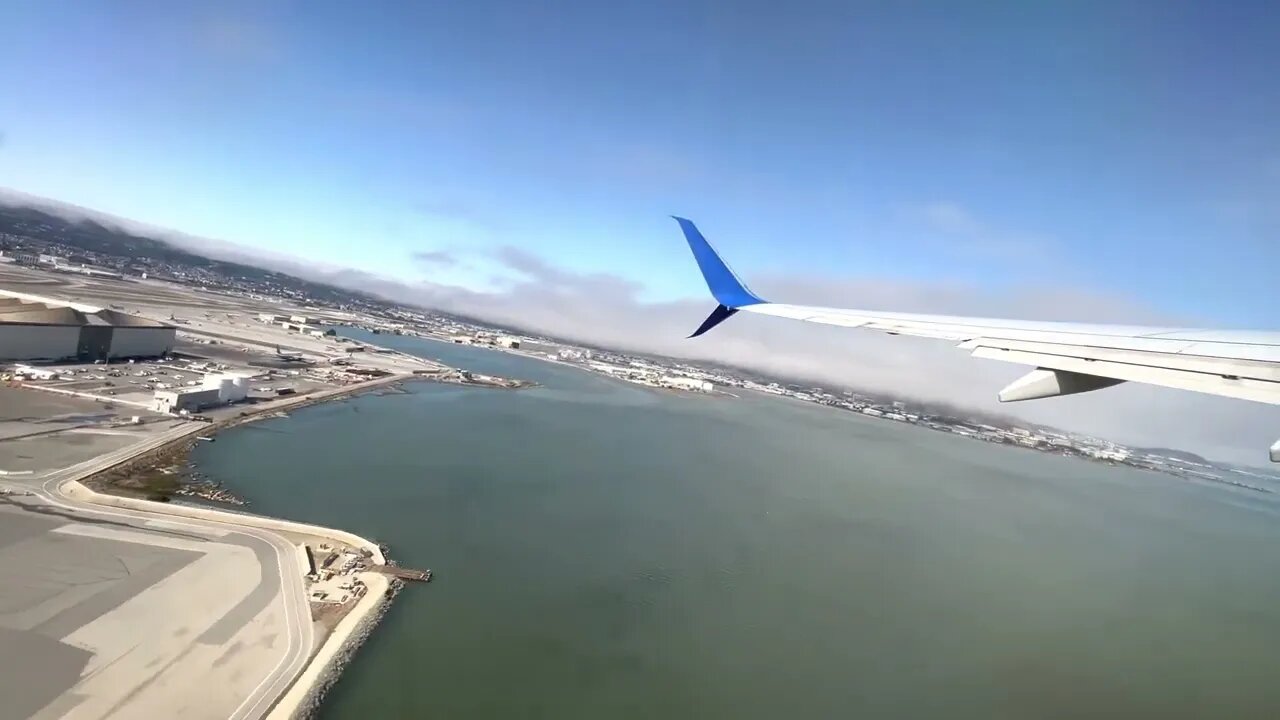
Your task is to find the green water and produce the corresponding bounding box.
[191,331,1280,719]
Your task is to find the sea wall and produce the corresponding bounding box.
[268,573,399,720]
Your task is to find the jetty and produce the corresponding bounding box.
[371,565,432,582]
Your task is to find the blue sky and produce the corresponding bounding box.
[1,1,1278,325]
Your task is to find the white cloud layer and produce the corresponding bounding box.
[3,188,1276,465]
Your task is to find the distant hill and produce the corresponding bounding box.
[0,203,201,265]
[0,201,377,306]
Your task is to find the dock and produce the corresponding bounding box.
[371,565,432,582]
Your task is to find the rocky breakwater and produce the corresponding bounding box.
[279,574,404,720]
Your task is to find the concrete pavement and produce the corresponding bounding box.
[0,424,314,719]
[0,374,401,719]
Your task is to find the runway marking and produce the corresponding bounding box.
[51,523,218,551]
[144,518,229,537]
[29,424,316,720]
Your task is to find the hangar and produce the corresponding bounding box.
[0,289,176,361]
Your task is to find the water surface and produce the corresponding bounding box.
[191,331,1280,719]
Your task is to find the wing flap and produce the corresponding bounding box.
[676,216,1280,462]
[970,346,1280,405]
[742,304,1280,378]
[961,338,1280,383]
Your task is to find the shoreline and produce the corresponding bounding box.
[72,361,531,717]
[62,373,412,718]
[271,574,402,720]
[60,338,537,717]
[84,372,410,503]
[88,366,532,504]
[402,330,721,399]
[54,477,390,720]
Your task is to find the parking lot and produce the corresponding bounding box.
[0,385,180,474]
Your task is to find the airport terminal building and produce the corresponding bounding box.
[0,289,176,361]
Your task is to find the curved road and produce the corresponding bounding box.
[24,423,315,720]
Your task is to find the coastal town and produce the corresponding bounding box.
[352,310,1279,495]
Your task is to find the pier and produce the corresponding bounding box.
[371,565,432,582]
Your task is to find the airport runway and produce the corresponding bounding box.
[0,422,316,720]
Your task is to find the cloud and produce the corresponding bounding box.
[411,250,457,268]
[909,201,1055,259]
[299,257,1278,466]
[0,186,340,273]
[3,188,1275,465]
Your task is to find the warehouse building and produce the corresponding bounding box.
[0,289,176,361]
[153,387,222,414]
[153,375,251,415]
[201,373,250,403]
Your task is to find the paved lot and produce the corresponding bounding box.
[0,387,172,473]
[0,386,123,431]
[0,499,294,720]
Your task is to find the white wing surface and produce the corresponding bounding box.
[674,217,1280,462]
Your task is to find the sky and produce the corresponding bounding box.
[1,1,1279,462]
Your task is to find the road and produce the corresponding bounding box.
[0,374,409,719]
[12,422,316,720]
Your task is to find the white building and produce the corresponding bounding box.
[1087,447,1130,462]
[496,336,521,349]
[153,387,222,414]
[660,376,714,393]
[201,373,250,403]
[258,313,287,324]
[0,289,175,361]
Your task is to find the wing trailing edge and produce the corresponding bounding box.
[672,216,1280,462]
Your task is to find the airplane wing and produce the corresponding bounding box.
[673,217,1280,462]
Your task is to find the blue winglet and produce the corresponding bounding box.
[674,217,765,338]
[673,217,765,308]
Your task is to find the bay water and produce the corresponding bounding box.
[190,331,1280,719]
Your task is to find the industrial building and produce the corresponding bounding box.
[202,373,250,403]
[660,376,715,393]
[0,289,176,361]
[152,373,251,414]
[153,387,221,414]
